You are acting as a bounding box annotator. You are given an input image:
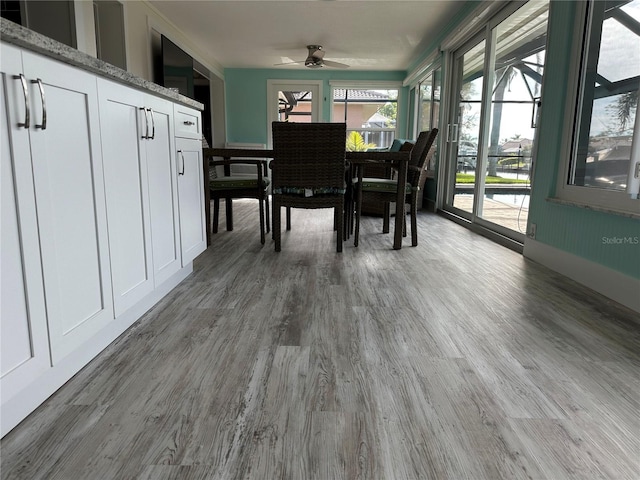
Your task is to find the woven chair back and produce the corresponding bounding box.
[271,122,347,190]
[407,128,439,187]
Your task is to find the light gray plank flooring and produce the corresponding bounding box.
[2,199,639,480]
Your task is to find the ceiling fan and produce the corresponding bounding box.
[275,45,349,69]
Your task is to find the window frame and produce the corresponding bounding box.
[329,80,402,149]
[415,64,442,135]
[413,64,442,172]
[556,0,639,215]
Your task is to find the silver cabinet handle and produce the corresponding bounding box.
[13,74,29,128]
[178,150,185,175]
[31,78,46,130]
[140,107,149,139]
[183,120,195,126]
[147,108,155,139]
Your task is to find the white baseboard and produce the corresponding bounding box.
[1,264,193,438]
[523,238,640,313]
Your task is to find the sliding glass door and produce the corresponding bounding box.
[443,1,549,240]
[448,38,486,217]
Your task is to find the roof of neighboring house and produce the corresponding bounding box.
[333,89,394,102]
[365,111,394,126]
[279,89,395,104]
[589,136,633,150]
[595,145,631,161]
[501,139,532,152]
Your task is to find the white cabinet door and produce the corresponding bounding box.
[145,94,181,286]
[176,137,207,265]
[22,51,113,363]
[0,44,51,408]
[97,79,154,316]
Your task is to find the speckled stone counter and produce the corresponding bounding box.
[0,18,203,111]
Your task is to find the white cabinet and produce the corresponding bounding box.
[175,103,206,265]
[145,95,182,286]
[1,40,204,438]
[98,80,154,316]
[1,43,51,408]
[1,45,114,365]
[97,79,182,316]
[174,103,202,139]
[98,79,182,316]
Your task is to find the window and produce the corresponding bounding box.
[417,67,441,134]
[416,67,441,170]
[560,0,640,213]
[330,83,399,150]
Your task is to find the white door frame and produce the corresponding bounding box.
[266,79,323,147]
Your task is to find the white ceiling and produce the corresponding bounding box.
[148,1,467,72]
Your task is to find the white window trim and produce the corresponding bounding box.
[414,64,442,138]
[328,80,402,89]
[555,0,640,216]
[404,52,439,88]
[266,79,323,146]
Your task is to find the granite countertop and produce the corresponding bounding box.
[1,18,203,111]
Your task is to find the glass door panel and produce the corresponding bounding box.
[267,80,321,146]
[451,39,485,215]
[479,0,548,235]
[278,90,313,122]
[443,0,549,241]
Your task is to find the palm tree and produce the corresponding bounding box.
[487,65,517,176]
[613,91,638,132]
[346,131,376,151]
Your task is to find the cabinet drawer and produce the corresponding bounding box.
[174,105,201,139]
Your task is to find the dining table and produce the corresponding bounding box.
[204,147,411,250]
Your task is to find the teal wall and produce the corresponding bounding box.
[529,1,639,279]
[409,1,639,279]
[223,69,408,145]
[222,1,639,280]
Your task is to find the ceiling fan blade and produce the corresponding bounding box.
[274,60,305,66]
[322,60,350,69]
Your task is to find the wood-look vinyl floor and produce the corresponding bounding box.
[2,199,639,480]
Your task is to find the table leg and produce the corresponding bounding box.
[393,158,408,250]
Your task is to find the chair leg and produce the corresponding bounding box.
[411,194,418,247]
[382,202,390,234]
[336,202,343,252]
[403,205,407,237]
[258,198,266,245]
[354,185,363,247]
[265,193,270,233]
[225,197,233,231]
[343,196,351,241]
[286,207,291,231]
[273,201,281,252]
[213,198,220,233]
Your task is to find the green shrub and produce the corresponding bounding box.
[346,131,376,151]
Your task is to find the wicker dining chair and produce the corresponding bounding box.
[205,151,270,245]
[354,128,438,247]
[271,121,347,252]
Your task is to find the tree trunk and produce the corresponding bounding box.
[487,67,510,177]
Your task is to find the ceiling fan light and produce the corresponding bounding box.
[305,58,323,68]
